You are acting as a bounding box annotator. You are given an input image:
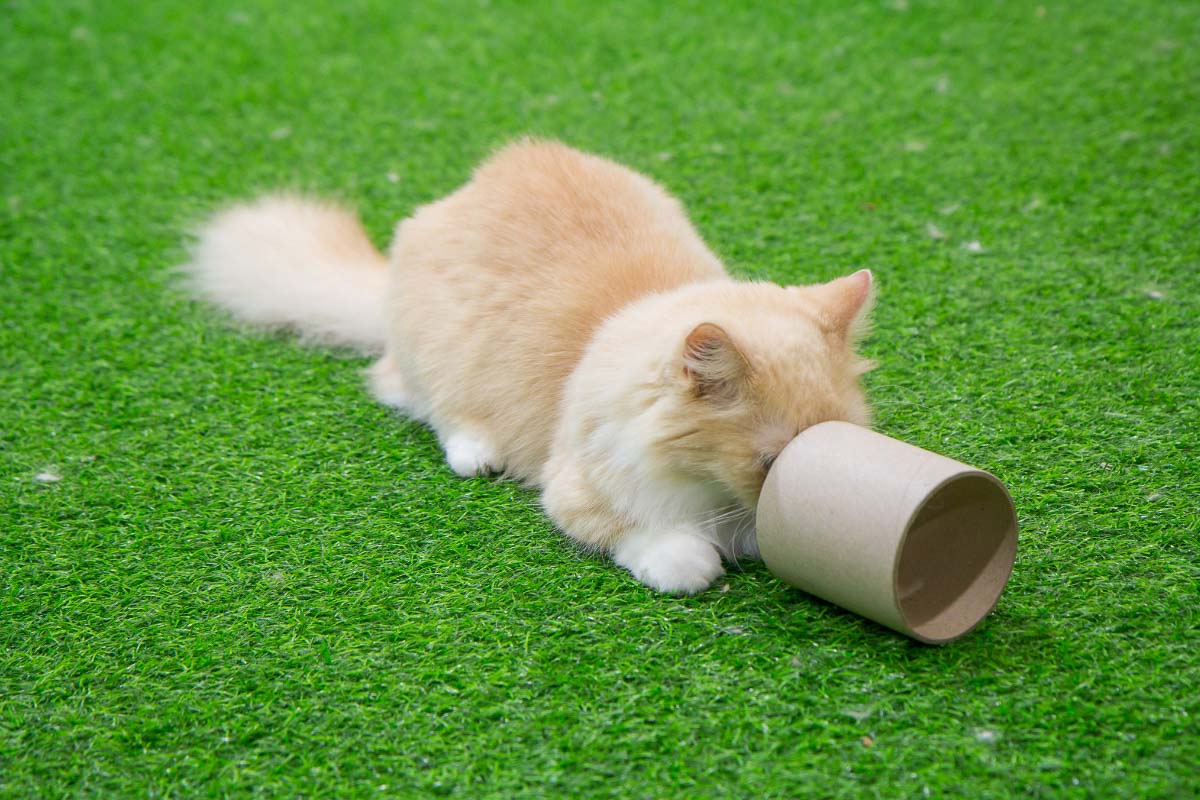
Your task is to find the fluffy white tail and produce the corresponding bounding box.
[183,195,389,353]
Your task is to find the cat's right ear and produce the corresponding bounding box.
[682,323,750,402]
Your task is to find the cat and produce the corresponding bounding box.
[184,138,875,594]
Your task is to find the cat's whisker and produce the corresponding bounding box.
[713,509,753,569]
[696,504,747,528]
[696,501,755,568]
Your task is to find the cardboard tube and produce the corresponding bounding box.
[756,422,1018,644]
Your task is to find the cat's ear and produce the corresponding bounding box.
[815,269,874,340]
[683,323,750,402]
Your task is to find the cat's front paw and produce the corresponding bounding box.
[612,526,724,595]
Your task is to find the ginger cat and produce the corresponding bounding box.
[186,139,875,594]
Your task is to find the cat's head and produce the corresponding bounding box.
[651,270,875,510]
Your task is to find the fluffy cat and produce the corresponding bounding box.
[185,138,875,594]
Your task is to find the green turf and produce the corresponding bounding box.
[3,0,1198,796]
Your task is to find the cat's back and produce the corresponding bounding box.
[472,139,725,284]
[390,139,728,344]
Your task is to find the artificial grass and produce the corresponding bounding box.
[2,0,1198,796]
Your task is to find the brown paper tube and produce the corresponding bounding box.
[756,422,1018,644]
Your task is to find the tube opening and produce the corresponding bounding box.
[895,473,1017,643]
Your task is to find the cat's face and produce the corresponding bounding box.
[653,271,875,510]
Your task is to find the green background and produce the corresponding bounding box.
[3,0,1197,796]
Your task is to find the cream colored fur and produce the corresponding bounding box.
[184,139,875,594]
[185,195,389,352]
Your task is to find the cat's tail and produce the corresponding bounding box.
[181,194,389,354]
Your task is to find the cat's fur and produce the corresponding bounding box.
[185,139,875,594]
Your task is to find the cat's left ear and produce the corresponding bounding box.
[815,269,874,340]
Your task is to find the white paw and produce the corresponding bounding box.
[443,430,500,477]
[612,526,724,595]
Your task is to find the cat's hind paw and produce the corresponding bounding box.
[442,430,501,477]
